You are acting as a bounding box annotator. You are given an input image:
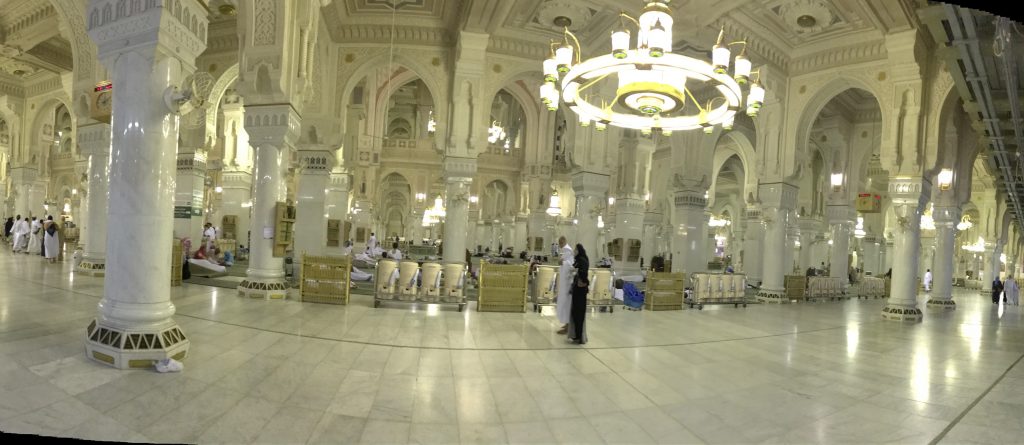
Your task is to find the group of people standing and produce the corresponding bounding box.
[554,236,590,345]
[3,215,63,263]
[991,276,1020,306]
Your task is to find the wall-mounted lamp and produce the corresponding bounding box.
[469,195,479,204]
[215,186,223,193]
[415,193,426,202]
[937,168,953,191]
[546,191,562,216]
[608,197,615,206]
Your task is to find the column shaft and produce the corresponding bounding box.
[927,213,957,308]
[76,124,110,276]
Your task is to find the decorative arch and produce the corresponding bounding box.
[789,76,890,178]
[338,52,446,138]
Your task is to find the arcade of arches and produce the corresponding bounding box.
[1,1,1024,443]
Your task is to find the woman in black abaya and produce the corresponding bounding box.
[568,243,589,345]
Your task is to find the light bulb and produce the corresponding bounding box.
[611,29,630,59]
[579,115,590,127]
[712,45,730,74]
[215,186,223,193]
[703,125,715,134]
[543,57,558,82]
[734,52,751,83]
[648,21,668,57]
[555,44,573,73]
[722,113,735,130]
[595,121,607,131]
[641,128,652,136]
[748,81,765,108]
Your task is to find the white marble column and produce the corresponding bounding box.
[798,217,822,273]
[84,0,207,369]
[442,157,475,265]
[881,178,929,321]
[572,171,608,258]
[756,183,797,303]
[325,171,351,255]
[514,215,527,255]
[981,244,997,292]
[827,205,854,289]
[927,206,960,308]
[76,123,110,276]
[10,167,36,218]
[293,149,333,257]
[785,215,800,276]
[641,211,662,270]
[613,197,645,275]
[237,105,298,300]
[172,148,207,242]
[742,206,764,283]
[862,237,880,276]
[670,191,708,275]
[219,171,252,244]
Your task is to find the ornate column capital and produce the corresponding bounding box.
[826,205,856,225]
[932,205,962,227]
[87,0,208,67]
[244,104,300,149]
[76,123,111,159]
[443,156,477,181]
[571,170,610,198]
[297,147,335,174]
[758,181,798,211]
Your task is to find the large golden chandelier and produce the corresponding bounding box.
[539,0,766,135]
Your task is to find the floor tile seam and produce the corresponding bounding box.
[927,350,1024,445]
[169,309,880,353]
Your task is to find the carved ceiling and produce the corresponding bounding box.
[0,0,73,81]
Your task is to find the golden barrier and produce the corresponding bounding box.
[477,263,529,312]
[300,254,352,305]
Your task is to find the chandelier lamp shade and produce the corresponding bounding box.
[539,0,766,135]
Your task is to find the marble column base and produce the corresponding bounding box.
[238,278,289,299]
[756,288,789,304]
[881,303,923,321]
[84,319,189,369]
[926,298,957,309]
[76,259,106,277]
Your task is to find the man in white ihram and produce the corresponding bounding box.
[923,268,932,292]
[368,232,378,254]
[556,236,573,334]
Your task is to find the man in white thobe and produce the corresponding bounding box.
[368,232,378,251]
[203,223,217,251]
[923,269,932,292]
[1005,276,1020,306]
[556,236,573,334]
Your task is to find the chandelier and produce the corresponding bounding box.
[487,121,507,144]
[539,0,765,135]
[956,215,973,231]
[421,195,446,227]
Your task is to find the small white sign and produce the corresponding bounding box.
[263,226,274,239]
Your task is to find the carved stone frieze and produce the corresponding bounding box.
[243,104,300,148]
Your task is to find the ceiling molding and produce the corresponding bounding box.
[788,39,887,74]
[332,24,453,46]
[487,36,546,60]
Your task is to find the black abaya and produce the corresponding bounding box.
[568,280,588,344]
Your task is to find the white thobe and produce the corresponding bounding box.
[556,244,574,324]
[368,235,378,250]
[27,220,42,254]
[389,249,403,261]
[923,271,932,291]
[204,227,217,250]
[44,225,59,259]
[11,220,26,251]
[1006,279,1020,306]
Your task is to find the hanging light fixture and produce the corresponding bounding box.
[854,216,866,238]
[539,1,766,134]
[957,215,973,231]
[546,191,562,216]
[488,121,507,144]
[427,110,437,135]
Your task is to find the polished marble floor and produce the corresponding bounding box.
[1,249,1023,444]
